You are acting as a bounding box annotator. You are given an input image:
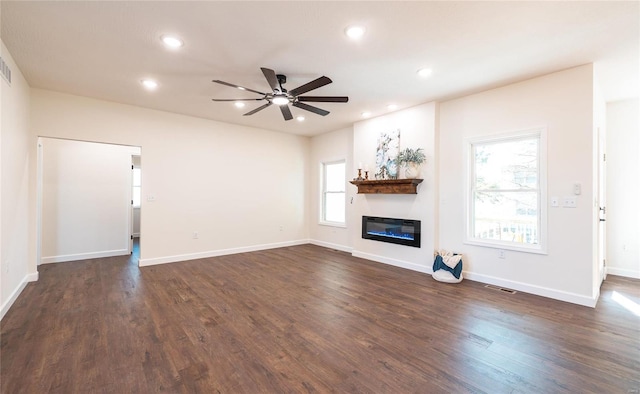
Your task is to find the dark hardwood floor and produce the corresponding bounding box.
[1,243,639,393]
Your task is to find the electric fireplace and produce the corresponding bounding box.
[362,216,421,248]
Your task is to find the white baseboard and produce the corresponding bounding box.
[40,249,129,264]
[350,249,597,307]
[1,271,39,321]
[351,250,432,274]
[309,239,352,253]
[138,239,310,267]
[462,271,598,308]
[606,266,640,279]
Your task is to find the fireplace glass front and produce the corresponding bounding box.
[361,216,421,248]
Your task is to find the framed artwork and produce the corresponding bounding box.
[375,129,400,179]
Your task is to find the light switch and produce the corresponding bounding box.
[573,182,582,195]
[147,195,156,202]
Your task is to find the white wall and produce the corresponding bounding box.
[606,99,640,278]
[1,41,36,320]
[439,65,597,306]
[30,89,310,267]
[41,138,140,263]
[308,126,353,251]
[351,102,439,273]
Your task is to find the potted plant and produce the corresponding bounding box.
[396,147,426,179]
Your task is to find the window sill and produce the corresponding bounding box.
[464,239,547,255]
[319,221,347,229]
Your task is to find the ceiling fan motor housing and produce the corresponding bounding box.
[276,74,287,93]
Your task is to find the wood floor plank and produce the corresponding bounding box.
[2,243,639,393]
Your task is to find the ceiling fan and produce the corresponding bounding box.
[212,67,349,121]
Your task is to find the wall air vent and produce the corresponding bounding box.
[0,56,12,86]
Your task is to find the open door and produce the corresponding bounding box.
[597,126,607,283]
[129,161,134,254]
[131,155,141,255]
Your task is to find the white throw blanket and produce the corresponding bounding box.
[436,249,462,269]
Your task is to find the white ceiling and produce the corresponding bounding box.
[2,1,638,136]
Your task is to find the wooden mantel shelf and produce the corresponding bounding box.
[349,179,423,194]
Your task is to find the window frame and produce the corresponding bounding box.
[464,127,548,254]
[320,159,347,227]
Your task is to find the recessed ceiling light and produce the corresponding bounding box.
[296,116,305,122]
[361,111,371,118]
[234,102,245,108]
[387,104,398,111]
[161,35,183,49]
[345,25,365,40]
[417,68,433,78]
[141,79,158,90]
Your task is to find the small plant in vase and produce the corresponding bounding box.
[396,148,426,179]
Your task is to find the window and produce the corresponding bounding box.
[321,160,346,225]
[466,129,546,253]
[132,167,141,208]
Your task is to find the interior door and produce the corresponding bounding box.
[598,126,607,283]
[129,162,134,254]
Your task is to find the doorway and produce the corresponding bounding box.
[37,137,142,265]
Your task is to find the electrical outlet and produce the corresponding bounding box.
[279,226,284,232]
[550,197,559,207]
[192,232,199,239]
[498,250,506,259]
[563,197,577,208]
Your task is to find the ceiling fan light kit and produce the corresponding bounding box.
[272,95,289,106]
[212,67,348,121]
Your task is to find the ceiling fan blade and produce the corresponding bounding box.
[280,104,293,121]
[211,98,265,102]
[297,96,349,103]
[212,80,266,96]
[244,102,272,116]
[293,102,329,116]
[261,67,280,92]
[289,76,332,96]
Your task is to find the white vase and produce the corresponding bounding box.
[404,162,420,179]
